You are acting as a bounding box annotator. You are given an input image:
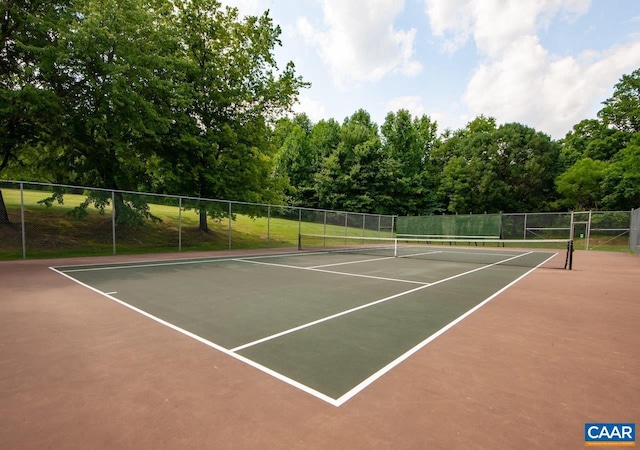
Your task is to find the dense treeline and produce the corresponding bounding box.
[273,67,640,215]
[1,0,639,226]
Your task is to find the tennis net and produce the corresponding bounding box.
[298,234,574,269]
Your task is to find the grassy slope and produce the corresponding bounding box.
[0,189,390,259]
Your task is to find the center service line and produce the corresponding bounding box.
[229,251,532,353]
[233,258,428,285]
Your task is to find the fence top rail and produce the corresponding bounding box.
[397,234,501,239]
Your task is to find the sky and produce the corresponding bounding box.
[221,0,640,139]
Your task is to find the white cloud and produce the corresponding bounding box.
[387,96,426,117]
[464,38,640,138]
[292,95,327,123]
[423,0,640,138]
[297,0,422,88]
[218,0,266,16]
[423,106,469,134]
[424,0,590,56]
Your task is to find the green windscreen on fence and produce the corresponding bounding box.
[397,214,502,238]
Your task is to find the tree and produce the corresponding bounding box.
[436,116,498,213]
[32,0,180,223]
[380,110,439,215]
[556,68,640,210]
[436,117,560,213]
[561,119,630,168]
[272,114,323,207]
[555,158,609,210]
[156,0,307,231]
[599,68,640,133]
[601,134,640,210]
[0,0,74,223]
[316,110,392,213]
[492,123,561,211]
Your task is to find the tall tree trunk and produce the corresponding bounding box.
[113,191,125,223]
[0,190,10,225]
[199,207,209,232]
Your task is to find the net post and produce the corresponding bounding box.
[394,237,398,257]
[568,239,574,270]
[564,239,574,270]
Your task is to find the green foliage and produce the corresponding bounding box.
[315,110,394,213]
[272,114,322,206]
[556,68,640,211]
[555,158,609,210]
[599,68,640,133]
[151,0,307,230]
[601,135,640,210]
[434,118,560,213]
[380,110,440,215]
[1,0,638,228]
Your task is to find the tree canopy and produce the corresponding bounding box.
[0,0,306,227]
[0,0,638,223]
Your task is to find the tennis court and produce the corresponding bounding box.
[51,238,568,405]
[1,242,639,449]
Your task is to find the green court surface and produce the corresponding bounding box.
[53,247,559,406]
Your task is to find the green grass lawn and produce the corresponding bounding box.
[0,189,392,259]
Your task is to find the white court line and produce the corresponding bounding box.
[51,249,556,407]
[234,258,428,285]
[49,266,342,407]
[56,251,327,273]
[308,255,396,269]
[333,251,558,406]
[398,251,442,258]
[229,251,535,353]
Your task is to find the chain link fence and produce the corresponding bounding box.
[1,180,637,260]
[500,211,633,250]
[0,181,395,260]
[397,210,636,252]
[630,207,640,255]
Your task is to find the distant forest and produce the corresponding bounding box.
[2,0,639,220]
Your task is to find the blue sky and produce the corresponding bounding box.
[223,0,640,139]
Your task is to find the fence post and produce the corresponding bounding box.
[178,197,182,252]
[20,182,26,259]
[112,190,116,255]
[569,211,574,241]
[344,213,348,237]
[228,202,232,250]
[323,210,327,246]
[586,210,592,250]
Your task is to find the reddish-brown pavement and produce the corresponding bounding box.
[1,249,638,449]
